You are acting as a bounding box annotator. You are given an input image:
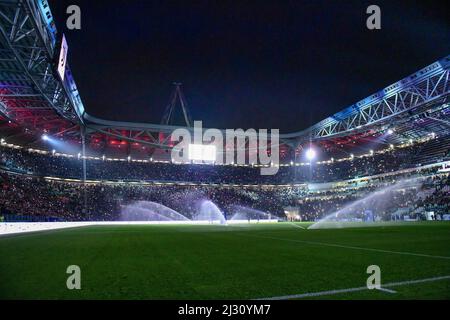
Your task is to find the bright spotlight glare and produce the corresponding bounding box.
[306,148,316,160]
[42,134,49,141]
[387,129,394,135]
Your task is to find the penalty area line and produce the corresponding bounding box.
[256,275,450,300]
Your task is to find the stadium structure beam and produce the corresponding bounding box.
[283,56,450,140]
[1,0,449,156]
[82,56,449,149]
[0,0,83,134]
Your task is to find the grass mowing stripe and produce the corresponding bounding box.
[256,275,450,300]
[237,233,450,260]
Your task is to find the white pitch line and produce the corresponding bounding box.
[238,234,450,260]
[289,223,306,229]
[256,275,450,300]
[377,287,397,294]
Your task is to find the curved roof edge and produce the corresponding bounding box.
[82,55,450,140]
[28,0,450,142]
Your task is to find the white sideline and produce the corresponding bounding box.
[239,234,450,260]
[377,287,397,294]
[0,220,279,236]
[256,275,450,300]
[0,222,97,235]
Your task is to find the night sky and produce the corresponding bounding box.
[49,0,449,133]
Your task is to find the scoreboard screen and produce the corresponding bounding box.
[57,34,68,81]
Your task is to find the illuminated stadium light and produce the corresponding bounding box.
[390,144,394,149]
[42,134,49,141]
[0,138,4,144]
[102,155,106,161]
[387,128,394,135]
[78,152,81,159]
[305,148,316,161]
[350,153,354,159]
[188,144,216,162]
[370,149,374,155]
[52,149,56,155]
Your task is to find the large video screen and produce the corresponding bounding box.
[57,34,68,81]
[188,144,216,162]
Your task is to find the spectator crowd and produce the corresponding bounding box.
[0,135,449,222]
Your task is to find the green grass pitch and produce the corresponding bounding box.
[0,222,449,299]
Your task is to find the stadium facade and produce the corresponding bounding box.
[0,0,449,224]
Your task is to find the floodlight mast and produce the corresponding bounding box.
[81,126,87,217]
[161,83,193,127]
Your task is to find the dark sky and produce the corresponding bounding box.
[49,0,449,133]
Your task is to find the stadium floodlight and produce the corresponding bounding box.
[306,148,316,161]
[52,149,56,155]
[387,128,394,135]
[0,138,4,144]
[350,153,354,159]
[42,134,49,141]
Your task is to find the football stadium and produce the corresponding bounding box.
[0,0,449,304]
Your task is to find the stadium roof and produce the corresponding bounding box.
[0,0,449,159]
